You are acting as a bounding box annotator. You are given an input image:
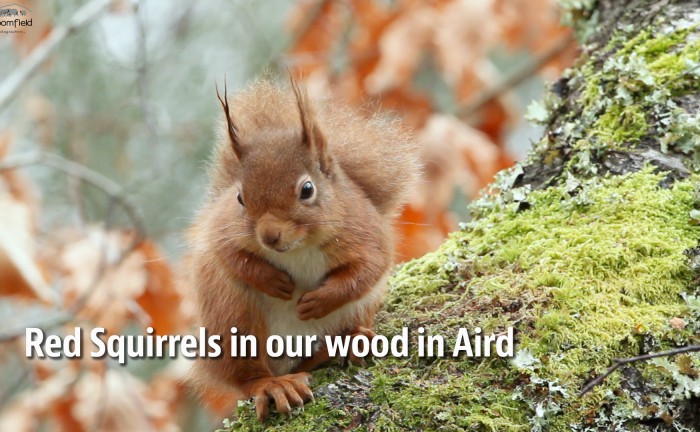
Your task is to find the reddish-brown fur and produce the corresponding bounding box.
[187,77,420,420]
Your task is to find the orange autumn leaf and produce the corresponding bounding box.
[58,229,147,333]
[376,87,433,129]
[135,241,185,335]
[286,0,345,76]
[50,395,85,432]
[145,360,191,426]
[395,204,456,262]
[394,113,503,261]
[363,4,437,95]
[0,137,49,302]
[494,0,578,76]
[0,196,51,302]
[345,0,396,80]
[469,96,517,146]
[418,113,502,197]
[433,0,501,97]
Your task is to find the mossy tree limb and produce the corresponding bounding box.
[225,0,700,430]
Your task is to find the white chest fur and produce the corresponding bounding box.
[266,246,327,292]
[262,246,333,340]
[259,246,383,374]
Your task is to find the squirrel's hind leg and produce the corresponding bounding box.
[291,325,378,373]
[343,326,377,367]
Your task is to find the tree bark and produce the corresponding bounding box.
[227,0,700,430]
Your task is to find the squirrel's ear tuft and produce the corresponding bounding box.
[291,78,332,175]
[216,82,244,161]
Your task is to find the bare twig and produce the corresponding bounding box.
[0,152,145,238]
[458,33,576,120]
[579,345,700,396]
[0,0,112,112]
[134,2,163,169]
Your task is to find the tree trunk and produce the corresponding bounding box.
[227,0,700,430]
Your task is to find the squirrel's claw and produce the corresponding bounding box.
[254,390,270,421]
[248,373,313,422]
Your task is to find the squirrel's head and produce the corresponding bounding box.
[214,80,337,254]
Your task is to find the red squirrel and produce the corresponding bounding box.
[187,77,420,420]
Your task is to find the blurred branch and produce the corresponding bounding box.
[0,0,112,112]
[458,33,576,119]
[0,152,145,238]
[579,345,700,396]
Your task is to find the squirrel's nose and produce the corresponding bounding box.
[261,230,281,247]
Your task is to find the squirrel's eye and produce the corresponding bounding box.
[299,181,315,200]
[237,192,245,207]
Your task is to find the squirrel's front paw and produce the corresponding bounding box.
[297,288,336,320]
[256,267,295,300]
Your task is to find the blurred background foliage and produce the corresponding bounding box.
[0,0,577,430]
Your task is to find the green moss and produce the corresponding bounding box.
[594,103,648,147]
[617,28,691,60]
[219,399,340,432]
[373,168,700,431]
[226,168,700,431]
[389,242,457,300]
